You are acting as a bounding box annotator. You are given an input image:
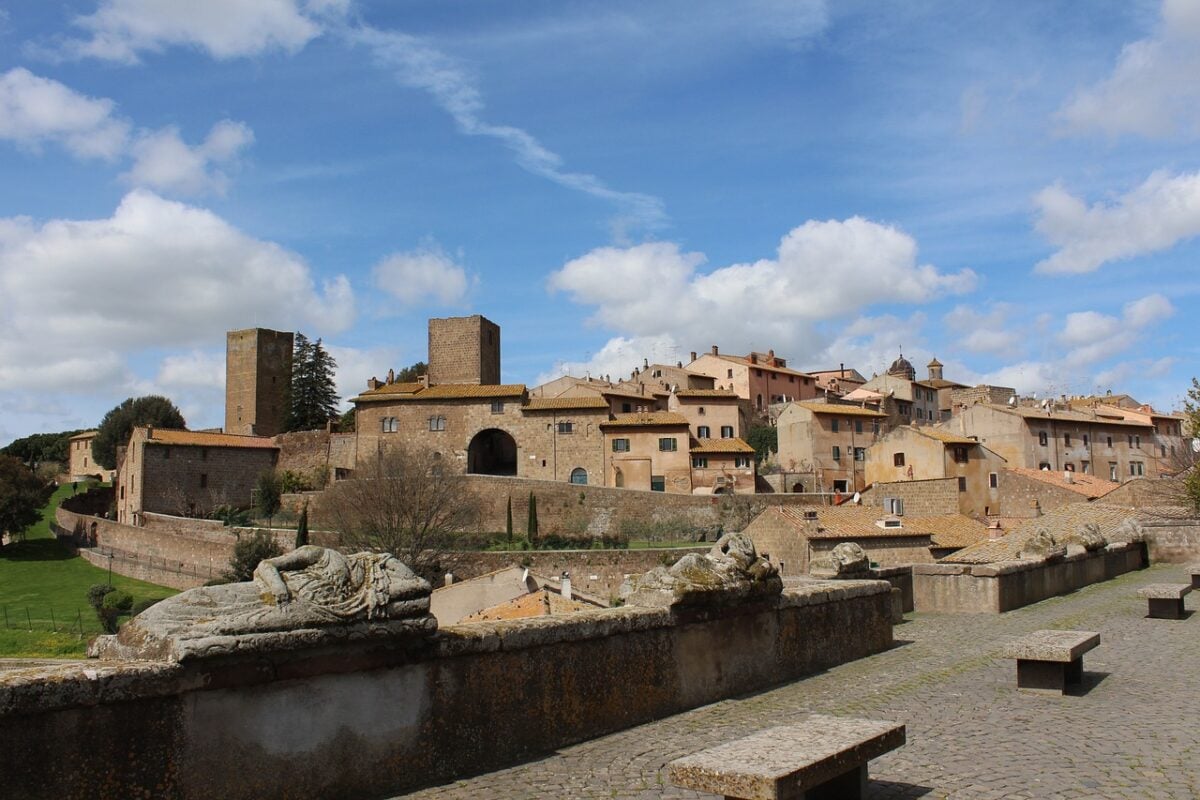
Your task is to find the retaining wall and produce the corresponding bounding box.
[0,581,894,800]
[912,542,1146,613]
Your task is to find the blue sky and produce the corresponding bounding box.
[2,0,1199,445]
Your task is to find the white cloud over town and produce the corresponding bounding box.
[1033,169,1200,274]
[549,217,977,361]
[123,120,254,195]
[371,245,472,308]
[1057,0,1200,139]
[0,190,354,396]
[53,0,339,63]
[0,67,129,160]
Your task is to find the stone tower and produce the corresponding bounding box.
[927,357,944,382]
[225,328,294,436]
[427,315,501,385]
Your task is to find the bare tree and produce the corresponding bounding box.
[322,444,479,577]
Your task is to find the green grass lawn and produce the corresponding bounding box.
[0,483,177,658]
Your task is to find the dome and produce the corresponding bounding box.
[888,354,915,378]
[927,357,943,368]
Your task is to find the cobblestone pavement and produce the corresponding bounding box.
[398,564,1200,799]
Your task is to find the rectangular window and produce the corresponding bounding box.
[659,437,677,452]
[1109,462,1118,481]
[200,448,208,460]
[1064,463,1075,471]
[490,400,504,414]
[1107,436,1113,448]
[854,447,866,462]
[1038,431,1048,446]
[692,456,708,469]
[854,419,863,434]
[893,452,905,467]
[953,446,969,464]
[650,476,665,492]
[720,425,734,438]
[1083,434,1090,447]
[989,472,998,489]
[726,369,733,378]
[428,416,446,432]
[957,477,967,492]
[735,456,751,468]
[199,473,208,489]
[1082,460,1090,474]
[557,421,574,434]
[697,425,711,439]
[1130,461,1144,476]
[831,419,839,433]
[831,445,841,461]
[622,402,632,413]
[612,438,630,452]
[163,447,170,459]
[1135,435,1141,447]
[1064,433,1072,446]
[754,369,763,377]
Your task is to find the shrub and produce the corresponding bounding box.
[101,591,133,612]
[95,590,132,634]
[87,584,115,611]
[131,598,161,616]
[226,530,283,582]
[210,505,252,527]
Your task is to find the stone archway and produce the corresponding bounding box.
[467,429,517,476]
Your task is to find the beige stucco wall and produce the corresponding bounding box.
[604,426,692,493]
[777,404,883,493]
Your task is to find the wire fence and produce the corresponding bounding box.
[0,605,96,637]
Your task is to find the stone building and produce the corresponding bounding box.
[858,354,941,427]
[115,427,278,523]
[518,396,610,485]
[66,430,106,481]
[1069,402,1188,476]
[864,425,1007,517]
[948,384,1018,416]
[225,328,293,437]
[428,315,500,385]
[742,505,989,575]
[947,402,1158,481]
[626,359,716,393]
[600,412,694,494]
[807,365,868,397]
[775,401,887,493]
[687,346,819,412]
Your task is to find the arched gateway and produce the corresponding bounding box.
[467,429,517,476]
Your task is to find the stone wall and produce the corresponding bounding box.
[428,314,500,385]
[0,581,895,800]
[1132,518,1200,563]
[273,429,357,485]
[911,542,1146,613]
[995,470,1088,518]
[860,477,960,516]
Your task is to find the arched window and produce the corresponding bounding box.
[570,468,588,485]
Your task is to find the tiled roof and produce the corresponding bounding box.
[984,404,1153,428]
[691,437,755,454]
[765,505,986,546]
[353,383,526,402]
[675,389,740,399]
[914,427,978,445]
[600,386,667,401]
[703,353,815,379]
[795,402,886,417]
[941,503,1142,564]
[1006,467,1121,499]
[600,412,690,429]
[925,378,967,389]
[141,428,278,449]
[523,396,611,411]
[459,590,594,622]
[68,430,98,440]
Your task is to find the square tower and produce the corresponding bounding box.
[225,328,294,436]
[427,315,500,385]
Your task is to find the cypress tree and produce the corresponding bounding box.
[295,502,310,549]
[505,496,513,542]
[526,492,539,542]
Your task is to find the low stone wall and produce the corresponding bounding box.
[912,542,1146,613]
[1137,518,1200,563]
[0,582,894,800]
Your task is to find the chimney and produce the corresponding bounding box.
[643,358,649,369]
[560,571,572,601]
[801,509,820,537]
[840,362,845,378]
[711,345,719,355]
[749,353,758,364]
[146,425,153,439]
[768,349,775,363]
[988,521,1004,540]
[676,361,682,368]
[367,377,381,390]
[419,374,430,388]
[1063,471,1074,484]
[444,572,454,587]
[690,351,697,362]
[386,368,395,384]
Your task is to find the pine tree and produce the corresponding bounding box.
[286,334,341,431]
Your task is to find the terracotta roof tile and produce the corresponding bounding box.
[600,412,690,429]
[914,427,979,445]
[459,590,593,622]
[794,402,886,417]
[1006,467,1121,499]
[675,389,740,399]
[941,503,1142,564]
[768,505,964,540]
[353,383,526,402]
[68,430,98,440]
[142,428,277,449]
[523,397,611,411]
[690,438,755,454]
[984,404,1153,428]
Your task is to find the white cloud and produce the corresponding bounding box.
[58,0,336,63]
[1058,293,1174,365]
[943,303,1023,358]
[156,350,225,389]
[548,217,976,362]
[0,67,129,160]
[371,246,471,307]
[351,25,666,238]
[1057,0,1200,138]
[1034,170,1200,274]
[326,344,404,410]
[532,334,683,387]
[806,313,931,380]
[123,120,254,195]
[0,190,354,393]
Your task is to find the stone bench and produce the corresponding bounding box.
[1138,583,1191,620]
[1187,565,1200,591]
[1002,630,1100,694]
[668,715,905,799]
